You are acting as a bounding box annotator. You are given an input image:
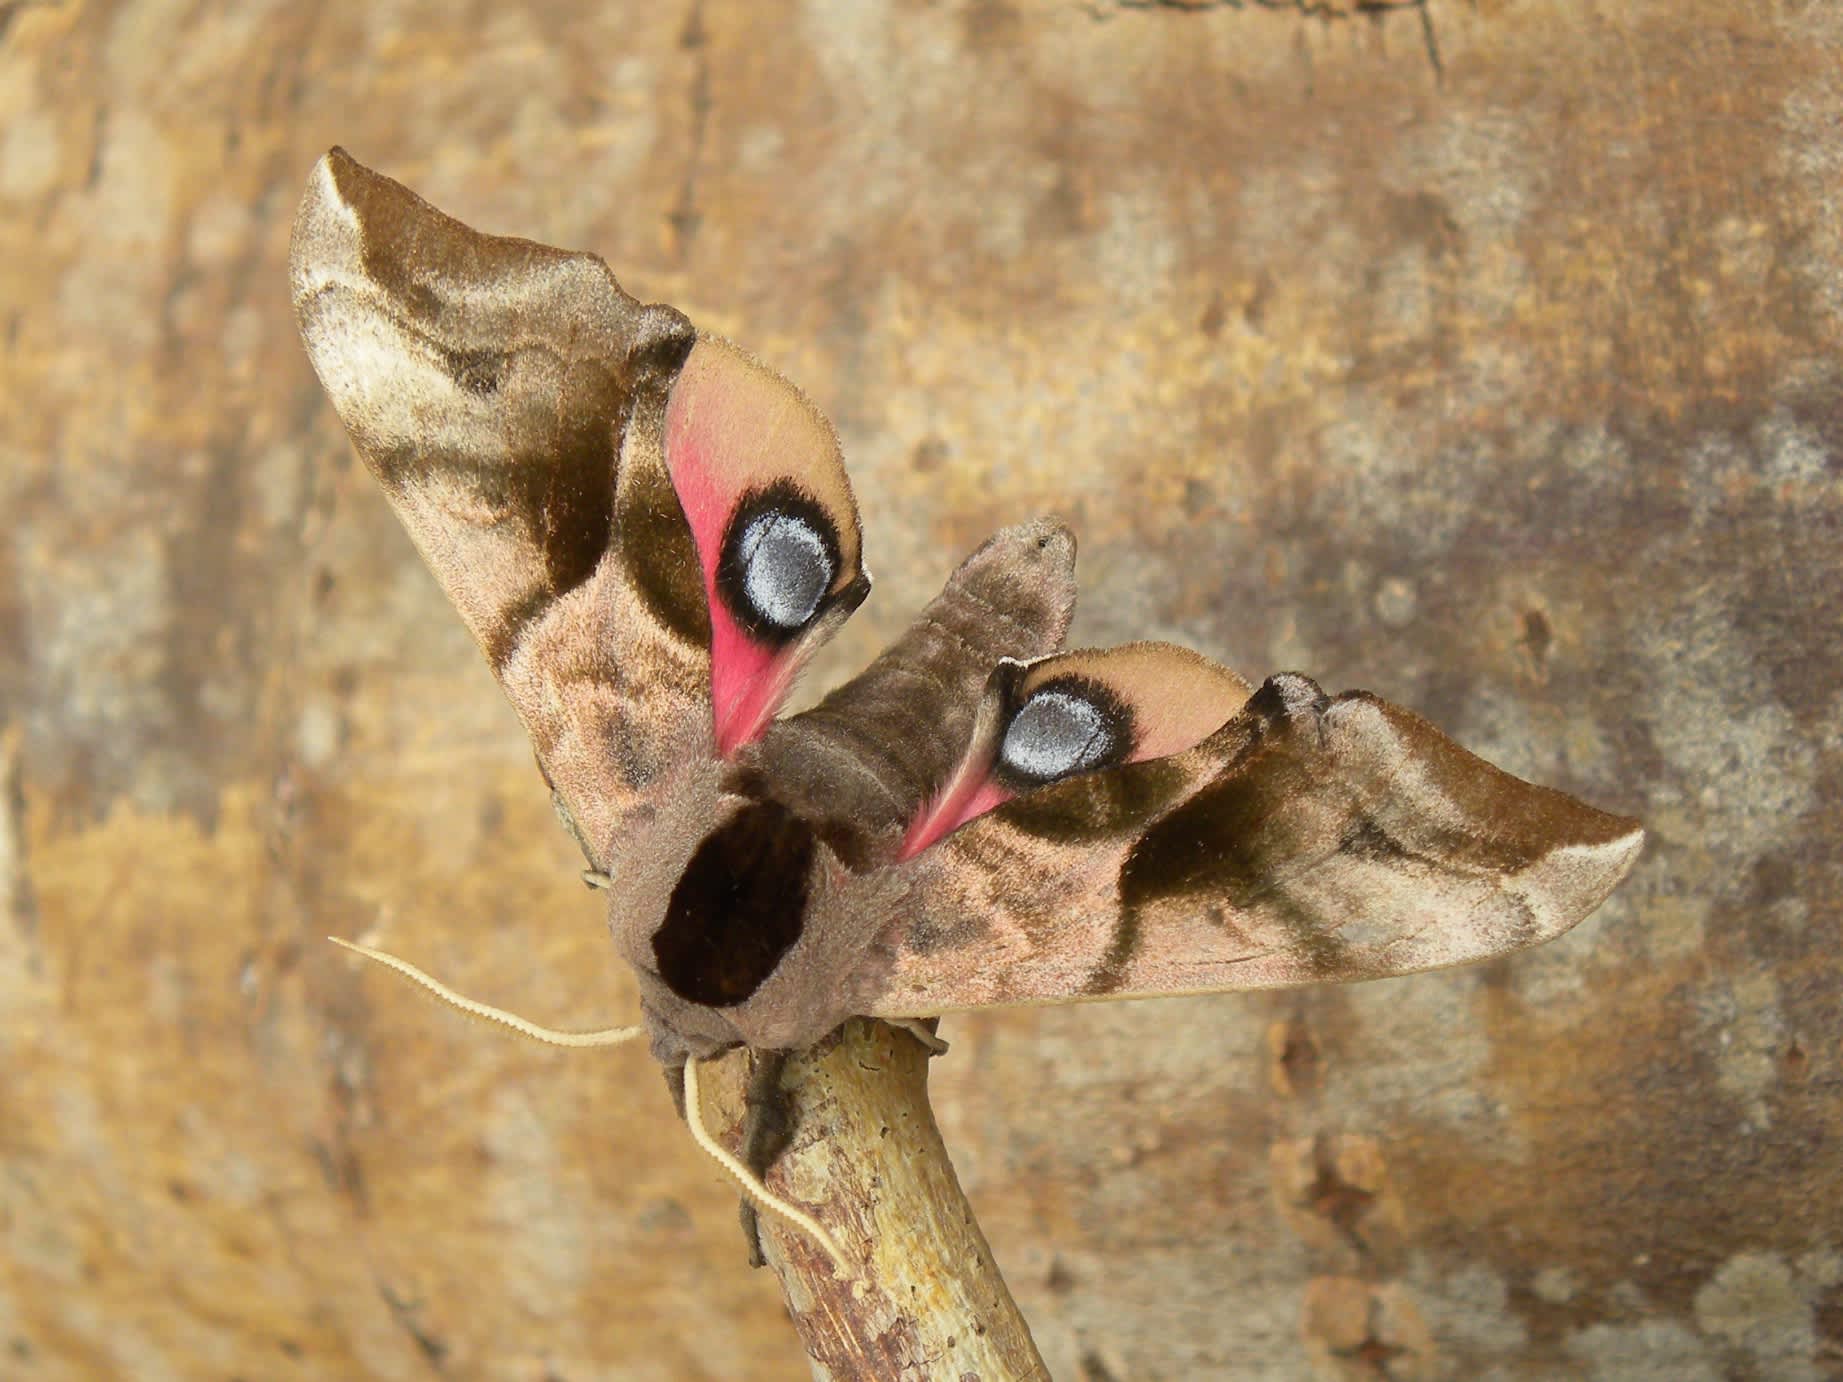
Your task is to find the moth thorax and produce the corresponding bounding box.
[652,799,814,1008]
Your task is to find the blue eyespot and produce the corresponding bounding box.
[998,677,1132,789]
[717,482,841,642]
[735,509,831,631]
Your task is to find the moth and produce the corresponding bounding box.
[290,148,1643,1269]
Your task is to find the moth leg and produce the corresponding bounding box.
[581,869,614,891]
[327,937,643,1048]
[883,1017,948,1055]
[663,1061,687,1119]
[681,1055,850,1275]
[548,784,600,872]
[737,1050,793,1268]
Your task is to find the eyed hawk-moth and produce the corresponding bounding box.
[289,147,1643,1264]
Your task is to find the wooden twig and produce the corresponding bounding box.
[699,1019,1049,1381]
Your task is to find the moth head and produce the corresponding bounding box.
[609,785,864,1053]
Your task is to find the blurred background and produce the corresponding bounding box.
[3,1,1839,1378]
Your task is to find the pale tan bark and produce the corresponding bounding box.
[8,1,1842,1377]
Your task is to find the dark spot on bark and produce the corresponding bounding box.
[1783,1041,1808,1080]
[1384,187,1463,260]
[1340,1333,1408,1374]
[1198,291,1227,337]
[1521,607,1553,675]
[1276,1016,1322,1097]
[911,436,949,473]
[1747,851,1799,909]
[1243,270,1273,331]
[962,0,1018,47]
[1813,1279,1843,1356]
[308,1135,368,1213]
[377,1282,448,1369]
[1182,477,1211,517]
[1300,1133,1379,1258]
[1038,164,1093,237]
[477,793,504,837]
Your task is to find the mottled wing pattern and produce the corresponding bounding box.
[290,149,710,866]
[292,148,1643,1051]
[857,671,1644,1016]
[290,150,868,869]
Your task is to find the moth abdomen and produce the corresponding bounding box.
[652,799,815,1008]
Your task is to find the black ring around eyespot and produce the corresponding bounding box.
[994,673,1136,794]
[715,480,843,646]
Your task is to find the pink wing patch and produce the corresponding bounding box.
[901,772,1011,860]
[662,426,784,754]
[663,336,865,756]
[899,643,1254,859]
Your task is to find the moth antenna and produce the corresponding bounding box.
[327,937,643,1049]
[682,1056,852,1277]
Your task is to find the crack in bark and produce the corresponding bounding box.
[0,728,37,941]
[377,1281,450,1373]
[669,0,712,259]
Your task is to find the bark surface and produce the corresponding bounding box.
[3,2,1839,1378]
